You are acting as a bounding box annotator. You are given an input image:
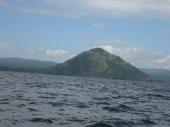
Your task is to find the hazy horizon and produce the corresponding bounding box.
[0,0,170,70]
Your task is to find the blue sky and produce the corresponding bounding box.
[0,0,170,69]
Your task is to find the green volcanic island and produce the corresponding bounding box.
[51,48,151,81]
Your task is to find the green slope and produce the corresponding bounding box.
[52,48,151,81]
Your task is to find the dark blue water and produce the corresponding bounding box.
[0,71,170,127]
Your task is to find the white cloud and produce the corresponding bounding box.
[0,42,12,49]
[95,44,170,69]
[29,47,46,53]
[152,55,170,70]
[1,0,170,19]
[96,45,114,53]
[29,47,68,57]
[46,49,68,57]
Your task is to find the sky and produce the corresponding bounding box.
[0,0,170,69]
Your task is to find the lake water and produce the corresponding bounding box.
[0,71,170,127]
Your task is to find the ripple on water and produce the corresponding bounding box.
[139,117,156,125]
[29,118,53,124]
[112,119,136,127]
[27,108,38,112]
[86,122,113,127]
[0,71,170,127]
[103,104,133,113]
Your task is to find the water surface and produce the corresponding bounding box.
[0,71,170,127]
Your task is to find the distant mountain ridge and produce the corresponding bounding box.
[1,49,161,81]
[141,68,170,82]
[0,57,56,71]
[51,48,151,81]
